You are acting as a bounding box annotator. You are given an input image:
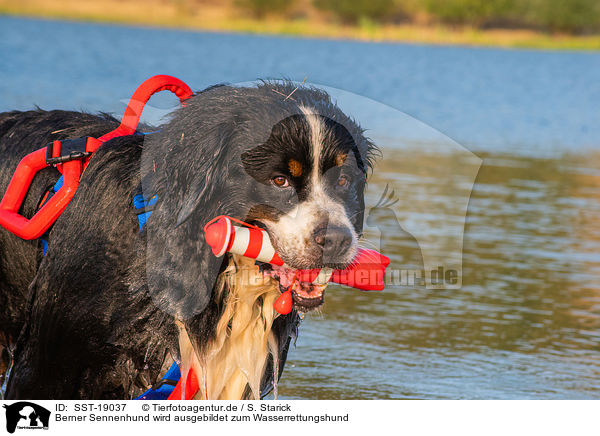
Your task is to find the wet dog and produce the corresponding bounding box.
[0,82,376,399]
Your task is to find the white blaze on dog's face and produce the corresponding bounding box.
[241,106,369,272]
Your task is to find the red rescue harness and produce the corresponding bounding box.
[0,75,193,240]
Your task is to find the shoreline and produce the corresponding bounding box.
[1,3,600,51]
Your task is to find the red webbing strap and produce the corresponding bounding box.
[167,367,200,400]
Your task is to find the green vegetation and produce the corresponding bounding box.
[313,0,405,24]
[422,0,600,34]
[235,0,290,18]
[311,0,600,34]
[424,0,514,27]
[1,0,600,49]
[533,0,600,33]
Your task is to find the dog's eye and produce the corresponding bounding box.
[337,175,350,189]
[272,176,290,188]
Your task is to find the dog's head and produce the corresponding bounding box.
[240,109,372,310]
[143,82,377,316]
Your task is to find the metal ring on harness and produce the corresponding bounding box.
[0,75,193,240]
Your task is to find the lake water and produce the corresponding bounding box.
[0,16,599,399]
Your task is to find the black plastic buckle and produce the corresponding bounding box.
[46,137,92,166]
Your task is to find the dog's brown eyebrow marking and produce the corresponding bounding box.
[335,153,348,167]
[288,159,303,177]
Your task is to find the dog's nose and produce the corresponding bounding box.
[313,226,353,261]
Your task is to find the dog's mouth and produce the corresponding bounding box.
[249,219,329,312]
[258,262,326,312]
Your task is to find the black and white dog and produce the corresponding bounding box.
[0,82,376,399]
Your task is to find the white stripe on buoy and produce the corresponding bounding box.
[256,231,276,263]
[229,226,250,256]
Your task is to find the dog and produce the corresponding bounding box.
[0,81,376,399]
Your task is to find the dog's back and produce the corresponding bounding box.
[0,110,163,398]
[0,112,105,343]
[0,110,125,339]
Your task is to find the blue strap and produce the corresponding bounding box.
[133,193,157,230]
[134,362,180,400]
[40,176,64,256]
[53,175,64,191]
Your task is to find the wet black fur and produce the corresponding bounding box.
[0,82,375,399]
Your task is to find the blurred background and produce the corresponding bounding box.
[0,0,599,399]
[1,0,600,49]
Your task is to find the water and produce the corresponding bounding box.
[282,151,600,399]
[0,16,599,399]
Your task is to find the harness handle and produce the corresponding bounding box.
[0,75,193,240]
[97,75,193,146]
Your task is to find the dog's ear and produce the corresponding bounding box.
[142,172,239,322]
[138,108,249,321]
[174,128,238,227]
[176,185,204,227]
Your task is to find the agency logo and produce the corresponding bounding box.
[3,402,50,433]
